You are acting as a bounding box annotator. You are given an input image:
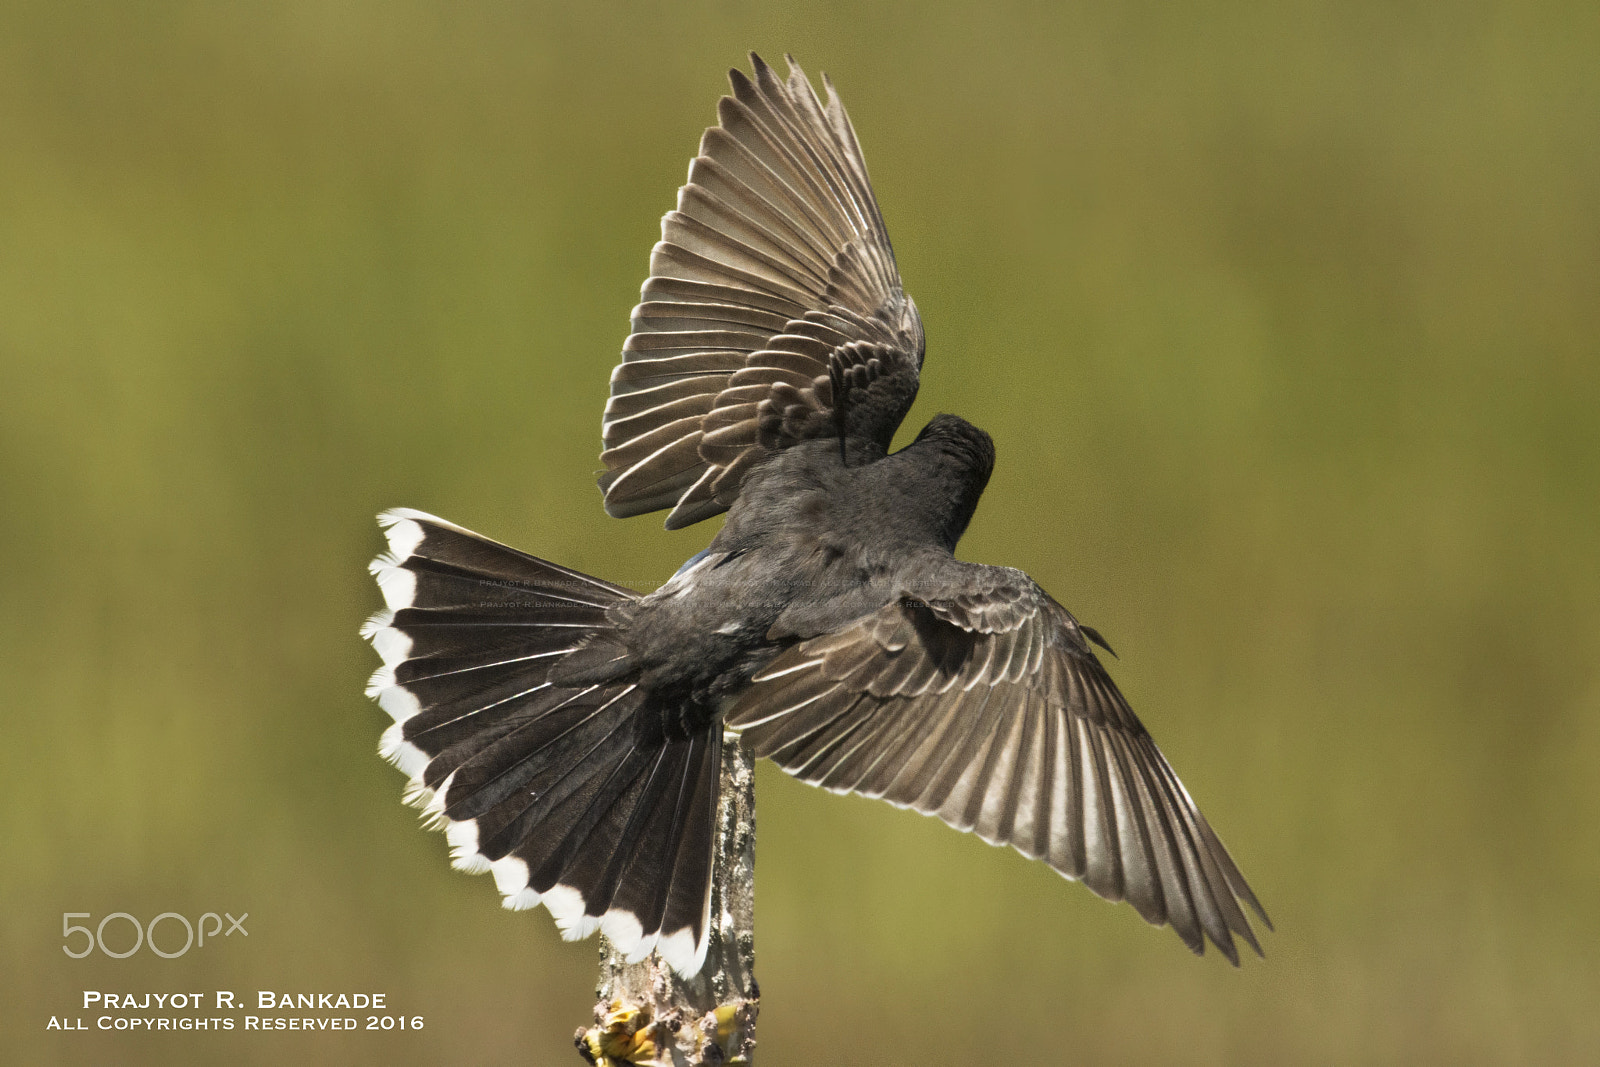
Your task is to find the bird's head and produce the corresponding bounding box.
[912,414,996,548]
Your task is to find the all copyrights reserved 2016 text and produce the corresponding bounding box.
[47,991,423,1034]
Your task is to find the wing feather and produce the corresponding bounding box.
[602,54,924,529]
[725,562,1269,961]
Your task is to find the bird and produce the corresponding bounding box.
[361,52,1269,977]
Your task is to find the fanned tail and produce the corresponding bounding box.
[361,508,719,975]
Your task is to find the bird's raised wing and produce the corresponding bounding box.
[600,53,924,530]
[723,563,1270,962]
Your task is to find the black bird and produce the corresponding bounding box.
[363,54,1268,976]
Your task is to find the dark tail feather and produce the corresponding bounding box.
[361,509,718,975]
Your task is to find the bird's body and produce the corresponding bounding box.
[363,54,1267,977]
[563,419,994,703]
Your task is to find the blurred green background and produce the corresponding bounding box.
[4,1,1597,1063]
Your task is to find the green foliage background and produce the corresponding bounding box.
[4,2,1597,1063]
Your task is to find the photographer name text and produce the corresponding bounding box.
[48,991,422,1033]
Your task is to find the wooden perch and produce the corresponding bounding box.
[577,734,759,1066]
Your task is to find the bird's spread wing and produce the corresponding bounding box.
[723,563,1271,963]
[600,53,925,529]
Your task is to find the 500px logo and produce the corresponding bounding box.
[63,912,247,959]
